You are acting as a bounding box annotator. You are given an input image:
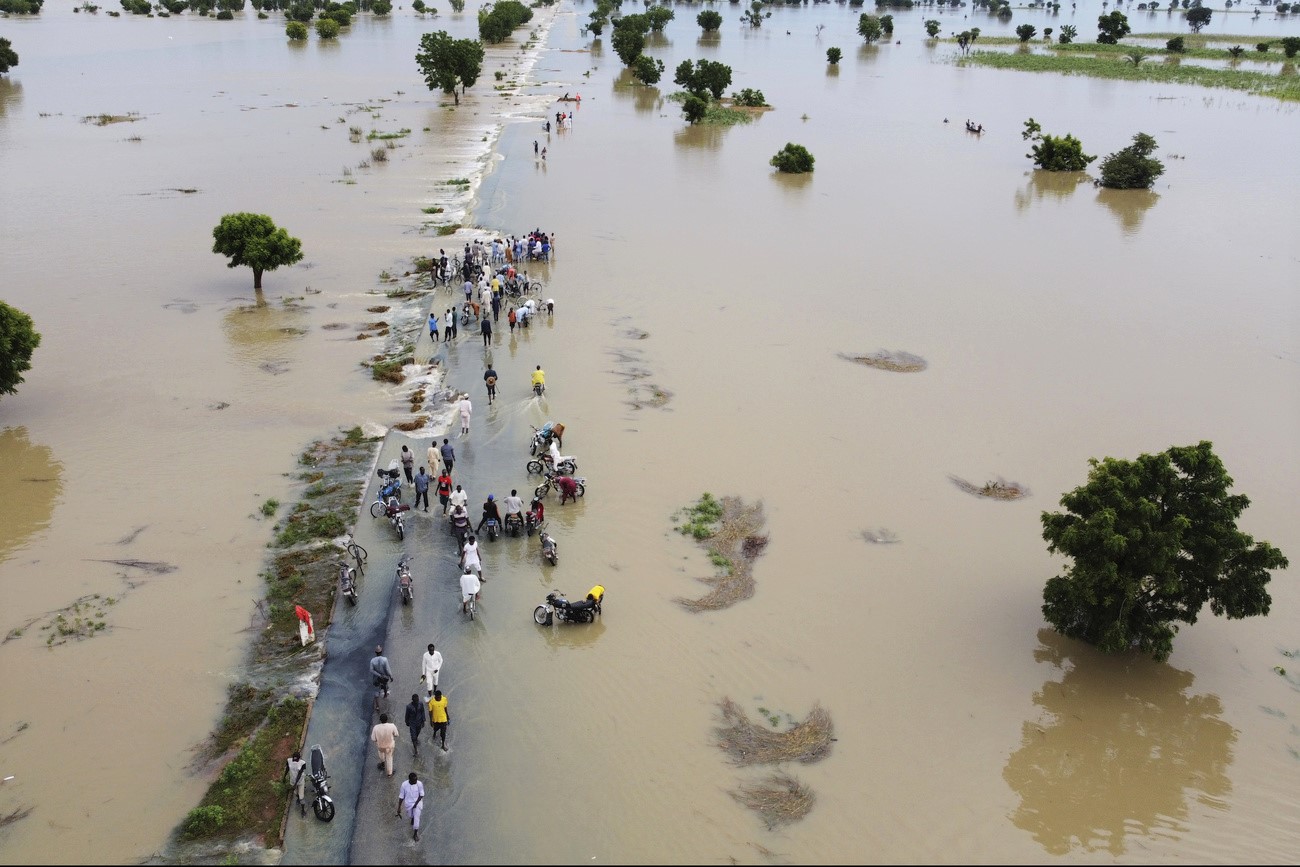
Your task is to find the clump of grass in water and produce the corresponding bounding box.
[672,494,768,611]
[715,697,834,766]
[260,498,279,517]
[367,127,411,140]
[839,350,927,372]
[731,772,816,829]
[948,475,1030,500]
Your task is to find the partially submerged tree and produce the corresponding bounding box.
[631,54,664,85]
[681,93,707,124]
[1098,131,1165,189]
[858,14,884,44]
[1041,442,1288,662]
[211,213,303,290]
[1016,23,1037,42]
[646,4,673,31]
[1021,118,1095,171]
[739,1,770,27]
[1058,24,1077,44]
[0,301,41,397]
[770,142,814,174]
[415,30,485,105]
[696,9,722,32]
[612,16,648,66]
[674,58,733,100]
[827,46,842,64]
[1096,10,1131,44]
[0,38,18,75]
[479,0,532,44]
[1185,5,1211,32]
[924,18,941,38]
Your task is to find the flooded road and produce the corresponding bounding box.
[2,2,1299,863]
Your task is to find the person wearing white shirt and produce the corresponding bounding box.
[396,773,425,841]
[461,535,482,579]
[448,484,468,513]
[420,644,443,696]
[460,568,481,614]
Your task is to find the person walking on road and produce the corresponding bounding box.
[480,315,492,348]
[400,445,415,484]
[397,772,425,841]
[426,440,442,478]
[483,365,498,405]
[414,466,431,512]
[420,643,442,697]
[405,694,426,758]
[371,713,399,777]
[458,395,473,436]
[436,469,453,515]
[440,438,455,474]
[444,308,455,342]
[284,750,308,817]
[461,533,483,581]
[428,311,439,343]
[427,690,449,752]
[370,646,394,697]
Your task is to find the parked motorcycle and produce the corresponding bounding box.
[503,512,524,538]
[338,560,358,606]
[308,744,336,822]
[529,422,564,456]
[533,585,605,625]
[381,497,409,540]
[396,555,414,605]
[534,471,586,501]
[539,529,558,565]
[526,453,577,476]
[524,507,542,537]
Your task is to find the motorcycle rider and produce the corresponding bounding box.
[546,438,564,470]
[502,488,525,533]
[449,505,471,546]
[530,365,545,393]
[475,494,502,534]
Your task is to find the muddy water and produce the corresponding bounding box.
[2,2,1299,863]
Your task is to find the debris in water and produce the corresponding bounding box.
[839,350,928,372]
[948,475,1030,500]
[731,772,816,829]
[861,528,900,544]
[89,559,178,574]
[715,697,834,766]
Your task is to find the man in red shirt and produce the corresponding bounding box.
[556,475,579,505]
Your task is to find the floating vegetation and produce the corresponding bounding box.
[82,112,143,126]
[366,127,411,140]
[0,807,34,830]
[715,698,834,766]
[861,527,901,544]
[627,383,672,410]
[393,416,429,432]
[949,475,1030,500]
[672,495,767,612]
[839,350,928,373]
[731,772,816,829]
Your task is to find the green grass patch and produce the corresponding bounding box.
[441,177,471,186]
[260,498,279,517]
[181,696,309,844]
[672,492,726,540]
[369,358,408,383]
[421,205,444,214]
[366,127,411,140]
[666,92,756,125]
[1046,39,1289,63]
[273,506,347,547]
[209,683,275,757]
[959,49,1300,101]
[435,224,460,236]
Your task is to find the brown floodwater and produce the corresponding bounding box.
[2,2,1299,863]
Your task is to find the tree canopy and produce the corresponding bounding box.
[1098,131,1165,189]
[478,0,532,44]
[1041,442,1288,662]
[770,142,814,174]
[211,213,303,290]
[1021,118,1095,172]
[1185,6,1212,33]
[0,301,41,397]
[0,38,18,75]
[1096,10,1131,44]
[612,24,646,67]
[415,30,485,105]
[674,58,733,100]
[697,9,723,32]
[858,14,884,43]
[631,54,665,86]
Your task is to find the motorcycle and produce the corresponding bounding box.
[382,497,409,540]
[307,744,336,822]
[533,585,605,626]
[532,379,545,397]
[503,512,524,538]
[526,453,577,476]
[396,555,414,605]
[339,560,358,606]
[534,471,586,501]
[529,422,564,456]
[483,517,500,542]
[369,470,402,517]
[524,508,542,537]
[539,529,558,565]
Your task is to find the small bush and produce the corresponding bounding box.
[371,0,390,12]
[216,7,233,17]
[770,142,814,174]
[260,499,279,517]
[731,87,767,107]
[316,17,341,37]
[286,20,308,38]
[181,805,226,839]
[827,47,842,64]
[1283,37,1300,59]
[1098,132,1165,190]
[1166,36,1185,52]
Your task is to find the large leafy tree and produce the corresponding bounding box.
[858,14,884,43]
[631,54,664,85]
[478,0,532,44]
[1096,10,1131,44]
[0,38,17,75]
[1041,442,1288,662]
[611,24,646,66]
[415,30,485,105]
[646,5,673,31]
[1098,131,1165,189]
[696,9,722,32]
[1185,5,1212,32]
[211,213,303,290]
[1021,118,1095,171]
[674,58,732,100]
[0,301,41,397]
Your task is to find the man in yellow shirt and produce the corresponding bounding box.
[427,689,450,752]
[531,365,545,394]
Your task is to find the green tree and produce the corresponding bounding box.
[612,25,646,66]
[631,54,664,85]
[479,0,532,44]
[1016,23,1036,41]
[674,58,732,99]
[1122,47,1149,65]
[681,93,707,123]
[212,213,304,290]
[739,1,770,27]
[286,2,313,21]
[880,14,893,35]
[858,14,884,43]
[371,0,391,13]
[770,142,814,173]
[696,8,722,31]
[449,0,464,11]
[731,87,766,106]
[924,18,940,37]
[1166,35,1185,51]
[1058,24,1076,43]
[1021,118,1095,171]
[285,20,308,38]
[1041,442,1288,663]
[415,30,485,105]
[0,301,41,397]
[1098,131,1165,189]
[1185,5,1211,32]
[1226,44,1244,58]
[1283,37,1300,58]
[315,17,341,37]
[1096,10,1130,44]
[827,46,842,64]
[646,4,673,30]
[0,38,17,75]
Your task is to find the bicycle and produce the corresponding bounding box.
[345,532,367,575]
